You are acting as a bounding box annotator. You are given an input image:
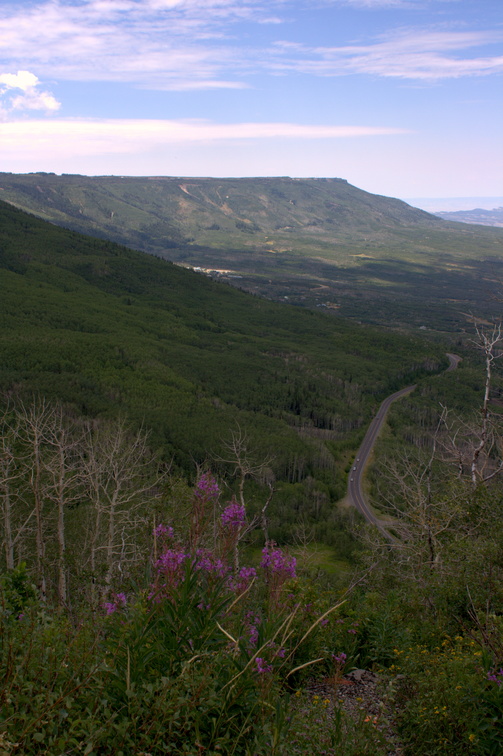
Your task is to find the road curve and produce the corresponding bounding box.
[347,353,461,540]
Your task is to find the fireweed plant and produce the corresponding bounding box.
[0,473,353,756]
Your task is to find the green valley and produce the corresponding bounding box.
[0,198,449,546]
[1,173,502,330]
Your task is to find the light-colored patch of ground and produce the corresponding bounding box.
[359,278,401,288]
[459,312,496,326]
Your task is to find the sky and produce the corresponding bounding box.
[0,0,502,202]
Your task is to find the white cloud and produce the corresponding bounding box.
[11,91,61,112]
[0,69,61,114]
[0,70,39,90]
[0,0,248,89]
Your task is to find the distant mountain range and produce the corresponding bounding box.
[434,207,503,228]
[404,196,503,213]
[1,173,502,331]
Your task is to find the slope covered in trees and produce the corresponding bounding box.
[0,199,446,511]
[1,173,502,329]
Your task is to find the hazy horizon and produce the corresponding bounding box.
[403,196,503,213]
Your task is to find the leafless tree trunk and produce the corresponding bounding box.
[469,323,503,485]
[17,399,58,600]
[44,407,83,607]
[81,418,165,595]
[215,424,275,545]
[0,411,18,570]
[439,323,503,486]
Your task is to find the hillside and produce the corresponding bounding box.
[1,173,502,330]
[0,199,449,543]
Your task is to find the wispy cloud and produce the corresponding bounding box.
[0,0,262,89]
[271,29,503,80]
[329,0,420,6]
[0,118,410,158]
[0,0,501,95]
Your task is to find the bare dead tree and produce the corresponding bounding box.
[81,418,166,596]
[371,406,468,575]
[16,399,58,600]
[0,407,21,570]
[43,407,84,607]
[468,322,503,484]
[439,323,503,486]
[215,424,275,544]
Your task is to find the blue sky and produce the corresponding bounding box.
[0,0,502,201]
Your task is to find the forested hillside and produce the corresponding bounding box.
[0,199,449,542]
[1,173,502,329]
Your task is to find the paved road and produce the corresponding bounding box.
[347,353,461,540]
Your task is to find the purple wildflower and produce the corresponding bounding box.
[332,652,347,665]
[261,544,296,579]
[487,668,503,686]
[221,501,246,529]
[156,548,188,573]
[152,547,189,594]
[103,591,128,616]
[245,612,261,647]
[153,523,174,539]
[194,549,229,578]
[230,566,257,595]
[195,472,220,500]
[255,657,273,674]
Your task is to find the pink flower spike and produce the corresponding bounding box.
[255,657,273,674]
[195,473,220,500]
[154,523,174,539]
[221,501,246,529]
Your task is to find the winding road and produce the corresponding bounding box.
[347,353,461,540]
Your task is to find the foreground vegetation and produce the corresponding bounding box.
[0,458,388,755]
[1,327,502,755]
[1,442,502,755]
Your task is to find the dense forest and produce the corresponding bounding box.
[0,199,502,755]
[0,198,449,546]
